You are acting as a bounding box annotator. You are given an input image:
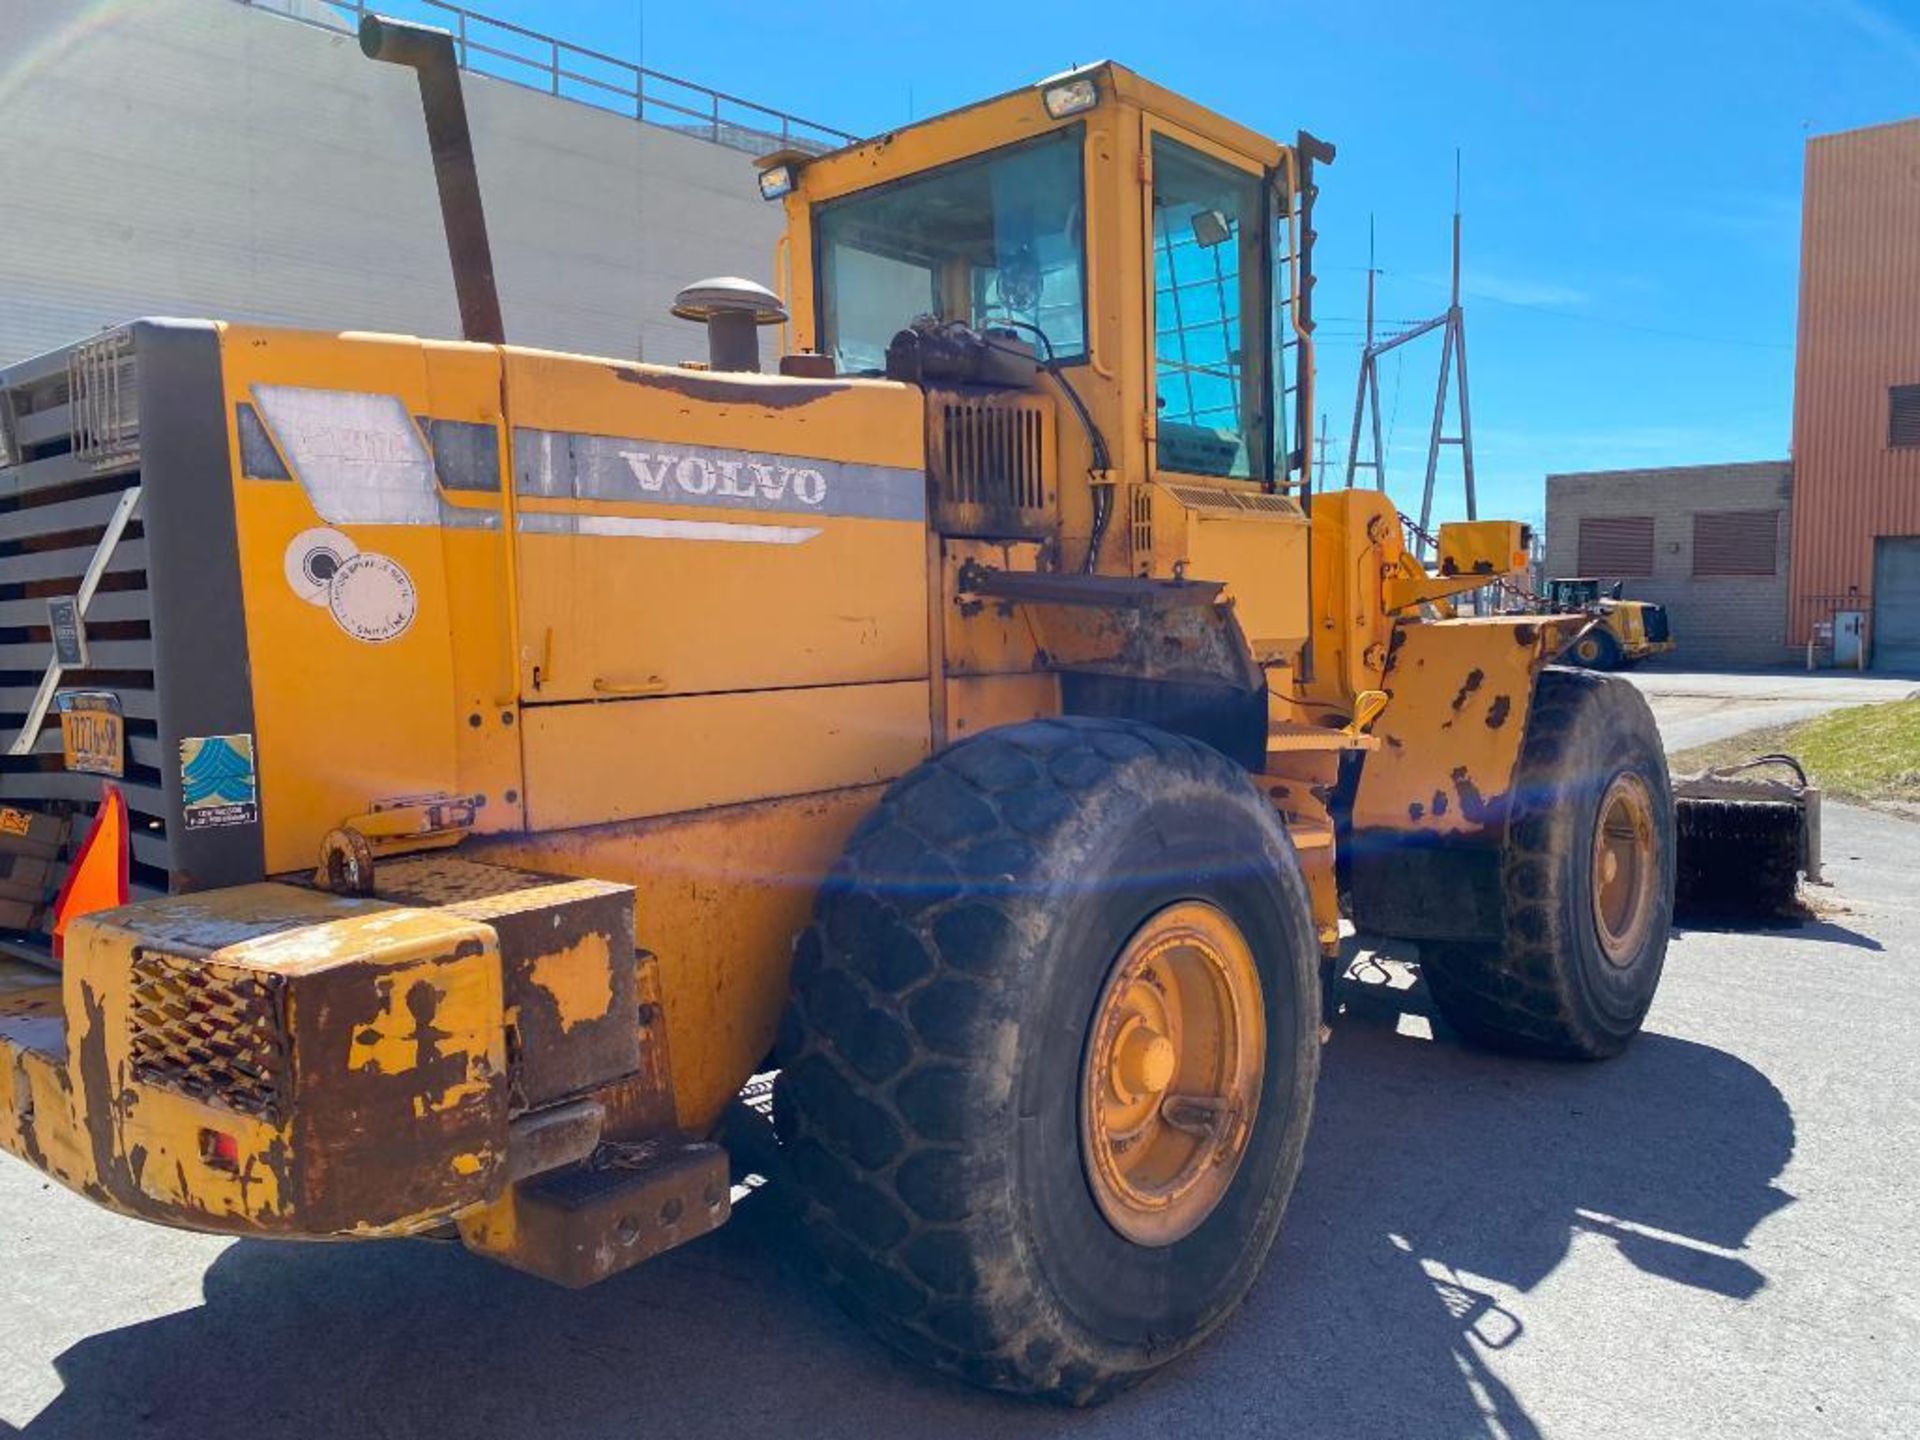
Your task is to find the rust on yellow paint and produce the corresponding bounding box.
[0,885,510,1238]
[1352,617,1567,837]
[527,931,615,1034]
[473,784,883,1134]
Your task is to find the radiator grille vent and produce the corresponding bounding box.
[1130,485,1155,571]
[928,391,1054,539]
[1163,483,1304,518]
[129,951,287,1121]
[0,333,169,949]
[69,330,140,470]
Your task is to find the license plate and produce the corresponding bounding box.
[57,691,124,778]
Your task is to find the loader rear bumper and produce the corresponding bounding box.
[0,884,514,1238]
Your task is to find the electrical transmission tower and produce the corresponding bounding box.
[1344,164,1478,556]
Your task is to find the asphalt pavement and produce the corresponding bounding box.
[1,670,1916,1438]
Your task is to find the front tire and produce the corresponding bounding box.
[1422,668,1674,1059]
[1565,625,1623,670]
[774,718,1319,1404]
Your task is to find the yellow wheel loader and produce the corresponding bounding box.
[1544,577,1676,669]
[0,19,1680,1404]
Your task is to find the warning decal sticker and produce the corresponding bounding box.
[326,552,417,643]
[180,734,260,830]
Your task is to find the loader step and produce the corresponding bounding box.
[1266,722,1379,753]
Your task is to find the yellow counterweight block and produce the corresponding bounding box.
[34,885,508,1236]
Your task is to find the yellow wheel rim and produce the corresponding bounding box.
[1080,901,1264,1247]
[1592,772,1657,965]
[1576,636,1601,662]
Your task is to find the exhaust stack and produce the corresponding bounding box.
[671,278,788,373]
[360,14,505,345]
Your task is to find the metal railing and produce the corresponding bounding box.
[240,0,858,156]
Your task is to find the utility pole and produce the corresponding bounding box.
[1343,217,1387,491]
[1314,413,1333,479]
[1418,151,1478,554]
[1342,161,1480,556]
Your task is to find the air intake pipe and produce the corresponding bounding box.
[360,14,505,345]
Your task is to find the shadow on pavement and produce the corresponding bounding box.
[1674,915,1886,952]
[3,967,1795,1440]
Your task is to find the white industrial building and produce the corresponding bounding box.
[0,0,848,367]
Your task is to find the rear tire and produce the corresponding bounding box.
[1421,668,1674,1059]
[774,718,1319,1404]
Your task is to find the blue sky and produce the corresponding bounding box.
[395,0,1918,525]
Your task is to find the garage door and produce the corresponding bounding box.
[1873,537,1920,671]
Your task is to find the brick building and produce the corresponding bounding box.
[1544,461,1793,669]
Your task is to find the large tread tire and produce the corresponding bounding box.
[774,718,1319,1405]
[1422,668,1674,1059]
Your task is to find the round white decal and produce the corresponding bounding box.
[283,527,359,606]
[326,552,417,643]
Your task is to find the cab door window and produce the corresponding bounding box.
[1151,136,1268,479]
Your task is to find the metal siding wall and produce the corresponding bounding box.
[0,0,785,369]
[1788,118,1920,645]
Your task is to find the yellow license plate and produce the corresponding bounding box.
[59,699,124,778]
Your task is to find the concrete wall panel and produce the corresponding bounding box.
[0,0,786,368]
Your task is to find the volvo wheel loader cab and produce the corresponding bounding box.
[0,22,1676,1405]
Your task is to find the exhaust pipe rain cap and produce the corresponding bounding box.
[672,277,788,373]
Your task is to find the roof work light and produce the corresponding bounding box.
[1041,74,1099,118]
[757,163,795,201]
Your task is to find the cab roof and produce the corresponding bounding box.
[787,61,1286,206]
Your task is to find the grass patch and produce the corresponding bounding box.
[1669,698,1920,806]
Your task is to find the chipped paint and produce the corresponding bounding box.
[0,893,508,1240]
[1352,618,1559,841]
[1447,668,1485,716]
[1450,766,1496,826]
[528,931,617,1034]
[348,975,447,1079]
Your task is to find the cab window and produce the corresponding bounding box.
[816,129,1088,374]
[1151,136,1268,479]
